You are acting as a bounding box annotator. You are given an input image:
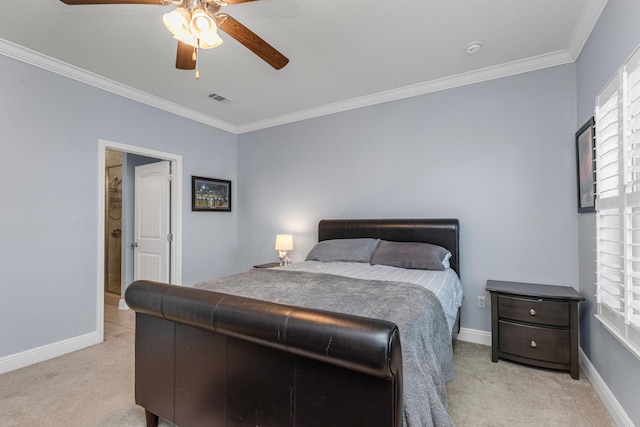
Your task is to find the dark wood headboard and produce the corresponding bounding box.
[318,219,460,276]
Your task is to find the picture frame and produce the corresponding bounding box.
[575,117,596,213]
[192,176,231,212]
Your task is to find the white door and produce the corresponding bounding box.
[134,161,171,283]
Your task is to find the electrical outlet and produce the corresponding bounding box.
[477,295,486,308]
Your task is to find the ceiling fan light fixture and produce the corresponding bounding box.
[198,32,223,49]
[188,8,222,49]
[172,33,197,47]
[62,0,290,74]
[190,8,216,37]
[164,7,195,46]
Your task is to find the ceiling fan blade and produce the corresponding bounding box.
[60,0,168,5]
[176,41,196,70]
[215,13,289,70]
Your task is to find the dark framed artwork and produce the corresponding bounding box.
[192,176,231,212]
[575,117,596,213]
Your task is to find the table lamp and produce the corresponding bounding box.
[275,234,293,266]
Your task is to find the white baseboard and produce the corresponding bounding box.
[118,298,129,310]
[0,332,100,375]
[579,349,634,427]
[457,327,492,346]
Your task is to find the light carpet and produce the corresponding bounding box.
[446,341,615,426]
[0,329,614,426]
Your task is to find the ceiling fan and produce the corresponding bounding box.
[59,0,289,78]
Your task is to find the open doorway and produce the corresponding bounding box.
[105,150,123,306]
[97,139,183,341]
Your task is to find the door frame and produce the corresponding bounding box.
[97,139,183,341]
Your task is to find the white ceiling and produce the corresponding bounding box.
[0,0,607,133]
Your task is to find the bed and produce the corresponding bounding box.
[125,218,462,427]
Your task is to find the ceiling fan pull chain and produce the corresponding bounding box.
[195,45,200,79]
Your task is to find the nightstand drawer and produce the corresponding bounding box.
[487,280,583,379]
[498,295,569,327]
[498,320,570,364]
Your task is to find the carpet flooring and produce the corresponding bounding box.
[0,306,615,426]
[446,341,614,426]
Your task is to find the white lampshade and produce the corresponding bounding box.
[197,31,223,49]
[190,8,219,47]
[163,7,194,45]
[164,7,222,49]
[275,234,293,251]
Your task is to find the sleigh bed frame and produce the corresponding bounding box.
[125,218,460,426]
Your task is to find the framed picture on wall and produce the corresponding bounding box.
[575,117,596,213]
[192,176,232,212]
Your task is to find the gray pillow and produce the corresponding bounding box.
[306,238,380,263]
[370,240,451,271]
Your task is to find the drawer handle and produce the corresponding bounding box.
[529,308,536,316]
[530,340,537,348]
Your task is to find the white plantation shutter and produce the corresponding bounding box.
[596,73,623,314]
[627,49,640,336]
[595,45,640,359]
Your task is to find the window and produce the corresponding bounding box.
[595,45,640,360]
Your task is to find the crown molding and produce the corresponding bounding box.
[0,38,238,134]
[0,37,577,136]
[2,0,605,137]
[566,0,608,59]
[238,1,607,133]
[237,49,575,133]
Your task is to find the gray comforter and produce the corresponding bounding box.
[195,268,454,427]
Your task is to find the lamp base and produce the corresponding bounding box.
[278,251,291,266]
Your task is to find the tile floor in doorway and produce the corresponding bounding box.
[104,300,135,341]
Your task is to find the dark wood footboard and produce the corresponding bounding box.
[125,280,403,427]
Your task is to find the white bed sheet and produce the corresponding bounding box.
[274,261,463,334]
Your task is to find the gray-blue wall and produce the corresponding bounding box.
[237,63,578,333]
[576,0,640,424]
[0,53,239,357]
[2,2,640,424]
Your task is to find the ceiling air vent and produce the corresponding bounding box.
[207,92,231,103]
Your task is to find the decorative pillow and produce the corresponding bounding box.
[370,240,451,271]
[305,238,380,263]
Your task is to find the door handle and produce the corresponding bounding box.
[131,242,138,248]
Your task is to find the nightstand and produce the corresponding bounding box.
[253,262,281,269]
[485,280,584,379]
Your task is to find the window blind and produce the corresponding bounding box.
[595,45,640,359]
